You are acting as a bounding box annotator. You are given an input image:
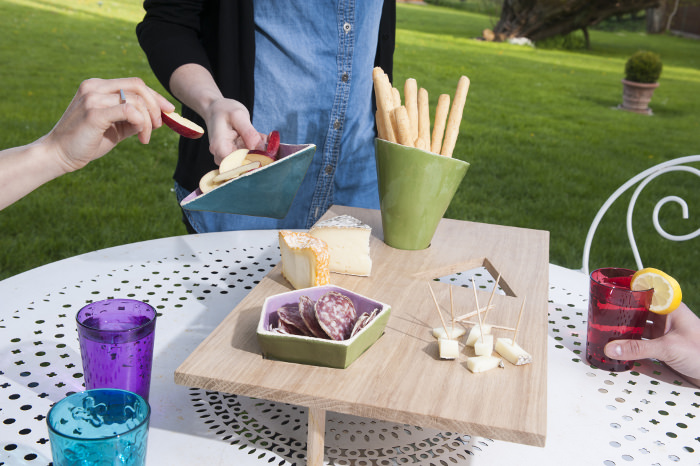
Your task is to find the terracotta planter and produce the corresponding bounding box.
[619,79,659,115]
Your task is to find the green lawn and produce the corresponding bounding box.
[1,1,698,310]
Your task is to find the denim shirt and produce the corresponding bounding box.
[180,0,383,232]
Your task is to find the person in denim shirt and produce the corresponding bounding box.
[137,0,395,233]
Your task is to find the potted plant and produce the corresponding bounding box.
[619,50,663,115]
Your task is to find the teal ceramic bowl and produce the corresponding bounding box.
[181,143,316,219]
[256,285,391,369]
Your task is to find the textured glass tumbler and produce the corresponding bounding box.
[47,389,150,466]
[77,299,156,401]
[586,268,653,372]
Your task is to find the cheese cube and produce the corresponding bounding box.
[279,231,330,290]
[466,324,492,346]
[466,356,504,373]
[308,215,372,276]
[473,334,494,356]
[438,338,459,360]
[495,338,532,366]
[432,326,466,340]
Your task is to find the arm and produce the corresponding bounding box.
[605,303,700,387]
[169,64,263,165]
[137,0,263,165]
[0,78,174,210]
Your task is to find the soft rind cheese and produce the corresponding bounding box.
[495,338,532,366]
[279,231,330,290]
[308,215,372,276]
[466,356,504,373]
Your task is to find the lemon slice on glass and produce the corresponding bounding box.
[630,268,682,315]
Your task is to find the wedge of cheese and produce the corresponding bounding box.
[495,338,532,366]
[279,231,330,290]
[466,355,504,373]
[308,215,372,276]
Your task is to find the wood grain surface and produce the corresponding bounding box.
[175,206,550,447]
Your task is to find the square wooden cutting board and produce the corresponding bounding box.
[175,206,550,447]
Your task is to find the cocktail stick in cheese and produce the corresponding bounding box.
[474,333,494,356]
[495,338,532,366]
[465,323,492,346]
[467,355,504,373]
[440,75,470,158]
[431,94,450,154]
[438,337,459,360]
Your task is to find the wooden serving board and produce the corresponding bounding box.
[175,205,550,452]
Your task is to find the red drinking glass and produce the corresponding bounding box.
[585,268,653,372]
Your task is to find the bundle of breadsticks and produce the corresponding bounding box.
[372,67,469,158]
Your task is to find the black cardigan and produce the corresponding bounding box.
[137,0,396,192]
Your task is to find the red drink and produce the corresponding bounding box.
[586,268,653,372]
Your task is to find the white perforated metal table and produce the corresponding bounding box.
[1,231,698,465]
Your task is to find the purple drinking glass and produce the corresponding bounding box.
[76,299,156,401]
[585,268,653,372]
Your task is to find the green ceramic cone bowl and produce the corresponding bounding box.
[375,139,469,250]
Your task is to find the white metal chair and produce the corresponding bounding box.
[582,155,700,276]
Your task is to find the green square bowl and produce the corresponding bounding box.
[181,143,316,219]
[256,285,391,369]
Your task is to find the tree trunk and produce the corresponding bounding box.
[493,0,661,42]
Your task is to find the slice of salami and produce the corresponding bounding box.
[315,291,356,341]
[299,295,329,339]
[277,303,312,336]
[350,313,369,337]
[277,319,306,336]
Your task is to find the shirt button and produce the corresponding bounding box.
[341,72,349,82]
[325,164,333,175]
[343,22,352,33]
[333,120,341,130]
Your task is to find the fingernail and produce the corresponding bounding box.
[611,344,622,357]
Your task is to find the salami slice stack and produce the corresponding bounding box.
[272,291,379,341]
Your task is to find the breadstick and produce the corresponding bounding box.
[440,75,470,157]
[431,94,450,154]
[392,106,414,147]
[372,67,397,143]
[392,87,401,109]
[404,78,418,143]
[417,87,431,151]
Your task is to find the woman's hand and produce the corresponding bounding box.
[45,77,175,173]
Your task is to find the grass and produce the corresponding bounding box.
[0,1,698,310]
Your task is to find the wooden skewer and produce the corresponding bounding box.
[455,305,494,322]
[431,93,450,154]
[428,283,449,336]
[460,321,515,332]
[404,78,418,143]
[483,273,501,322]
[512,297,526,346]
[471,278,485,344]
[440,75,470,158]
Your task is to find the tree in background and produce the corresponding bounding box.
[492,0,661,45]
